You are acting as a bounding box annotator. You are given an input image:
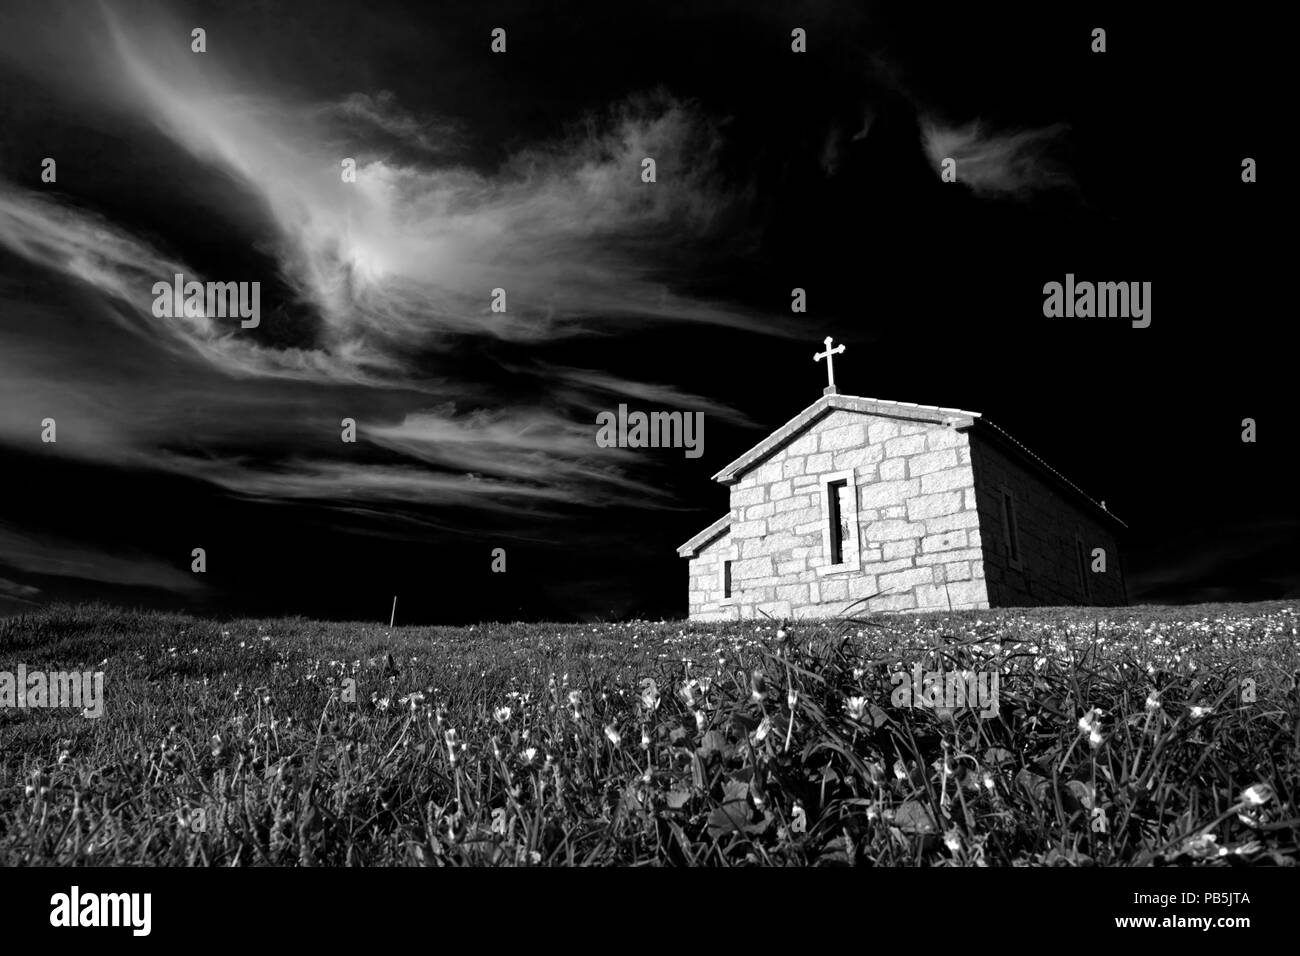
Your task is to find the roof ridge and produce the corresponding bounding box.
[979,417,1127,528]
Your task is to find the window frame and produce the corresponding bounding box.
[817,469,861,575]
[719,546,738,605]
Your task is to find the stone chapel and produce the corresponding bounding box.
[678,338,1127,620]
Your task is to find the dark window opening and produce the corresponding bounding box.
[1076,539,1091,602]
[723,560,733,599]
[828,478,849,564]
[1001,491,1021,565]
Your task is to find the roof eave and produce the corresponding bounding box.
[711,393,981,485]
[676,515,731,557]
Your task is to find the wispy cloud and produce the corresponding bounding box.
[327,90,467,158]
[0,523,205,596]
[0,0,776,551]
[920,118,1074,198]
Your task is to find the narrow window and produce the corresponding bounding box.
[723,559,733,599]
[1000,490,1021,565]
[1075,538,1091,602]
[828,478,850,564]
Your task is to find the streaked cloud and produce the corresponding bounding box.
[920,118,1074,198]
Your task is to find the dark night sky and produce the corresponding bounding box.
[0,1,1290,623]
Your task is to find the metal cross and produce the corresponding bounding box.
[814,336,846,394]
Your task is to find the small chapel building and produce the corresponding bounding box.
[678,338,1127,620]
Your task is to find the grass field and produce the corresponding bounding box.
[1,601,1297,866]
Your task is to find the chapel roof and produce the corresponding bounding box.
[696,392,1126,533]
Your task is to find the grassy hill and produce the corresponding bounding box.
[1,601,1297,865]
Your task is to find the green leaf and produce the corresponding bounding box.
[665,788,691,810]
[706,780,752,839]
[892,799,937,833]
[698,729,729,759]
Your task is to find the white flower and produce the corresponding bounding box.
[943,830,962,854]
[846,696,868,721]
[521,747,537,764]
[1181,832,1224,859]
[1241,783,1274,807]
[1144,691,1161,712]
[493,706,512,724]
[754,715,772,742]
[640,679,660,712]
[1190,705,1212,720]
[604,724,621,747]
[1078,708,1104,747]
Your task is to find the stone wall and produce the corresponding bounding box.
[969,432,1127,607]
[693,410,991,620]
[687,530,733,621]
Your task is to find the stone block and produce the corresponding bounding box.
[885,434,926,458]
[821,422,866,451]
[908,449,957,478]
[906,492,963,522]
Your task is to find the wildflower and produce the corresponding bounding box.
[1078,707,1104,747]
[788,687,798,710]
[1241,783,1274,807]
[493,706,512,724]
[1181,832,1224,860]
[604,723,621,747]
[568,690,582,708]
[776,628,787,641]
[846,696,868,721]
[1189,704,1213,720]
[521,747,537,765]
[1144,691,1161,713]
[640,678,660,712]
[750,669,768,703]
[693,708,706,732]
[943,829,963,854]
[982,772,995,792]
[641,727,651,750]
[754,715,772,743]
